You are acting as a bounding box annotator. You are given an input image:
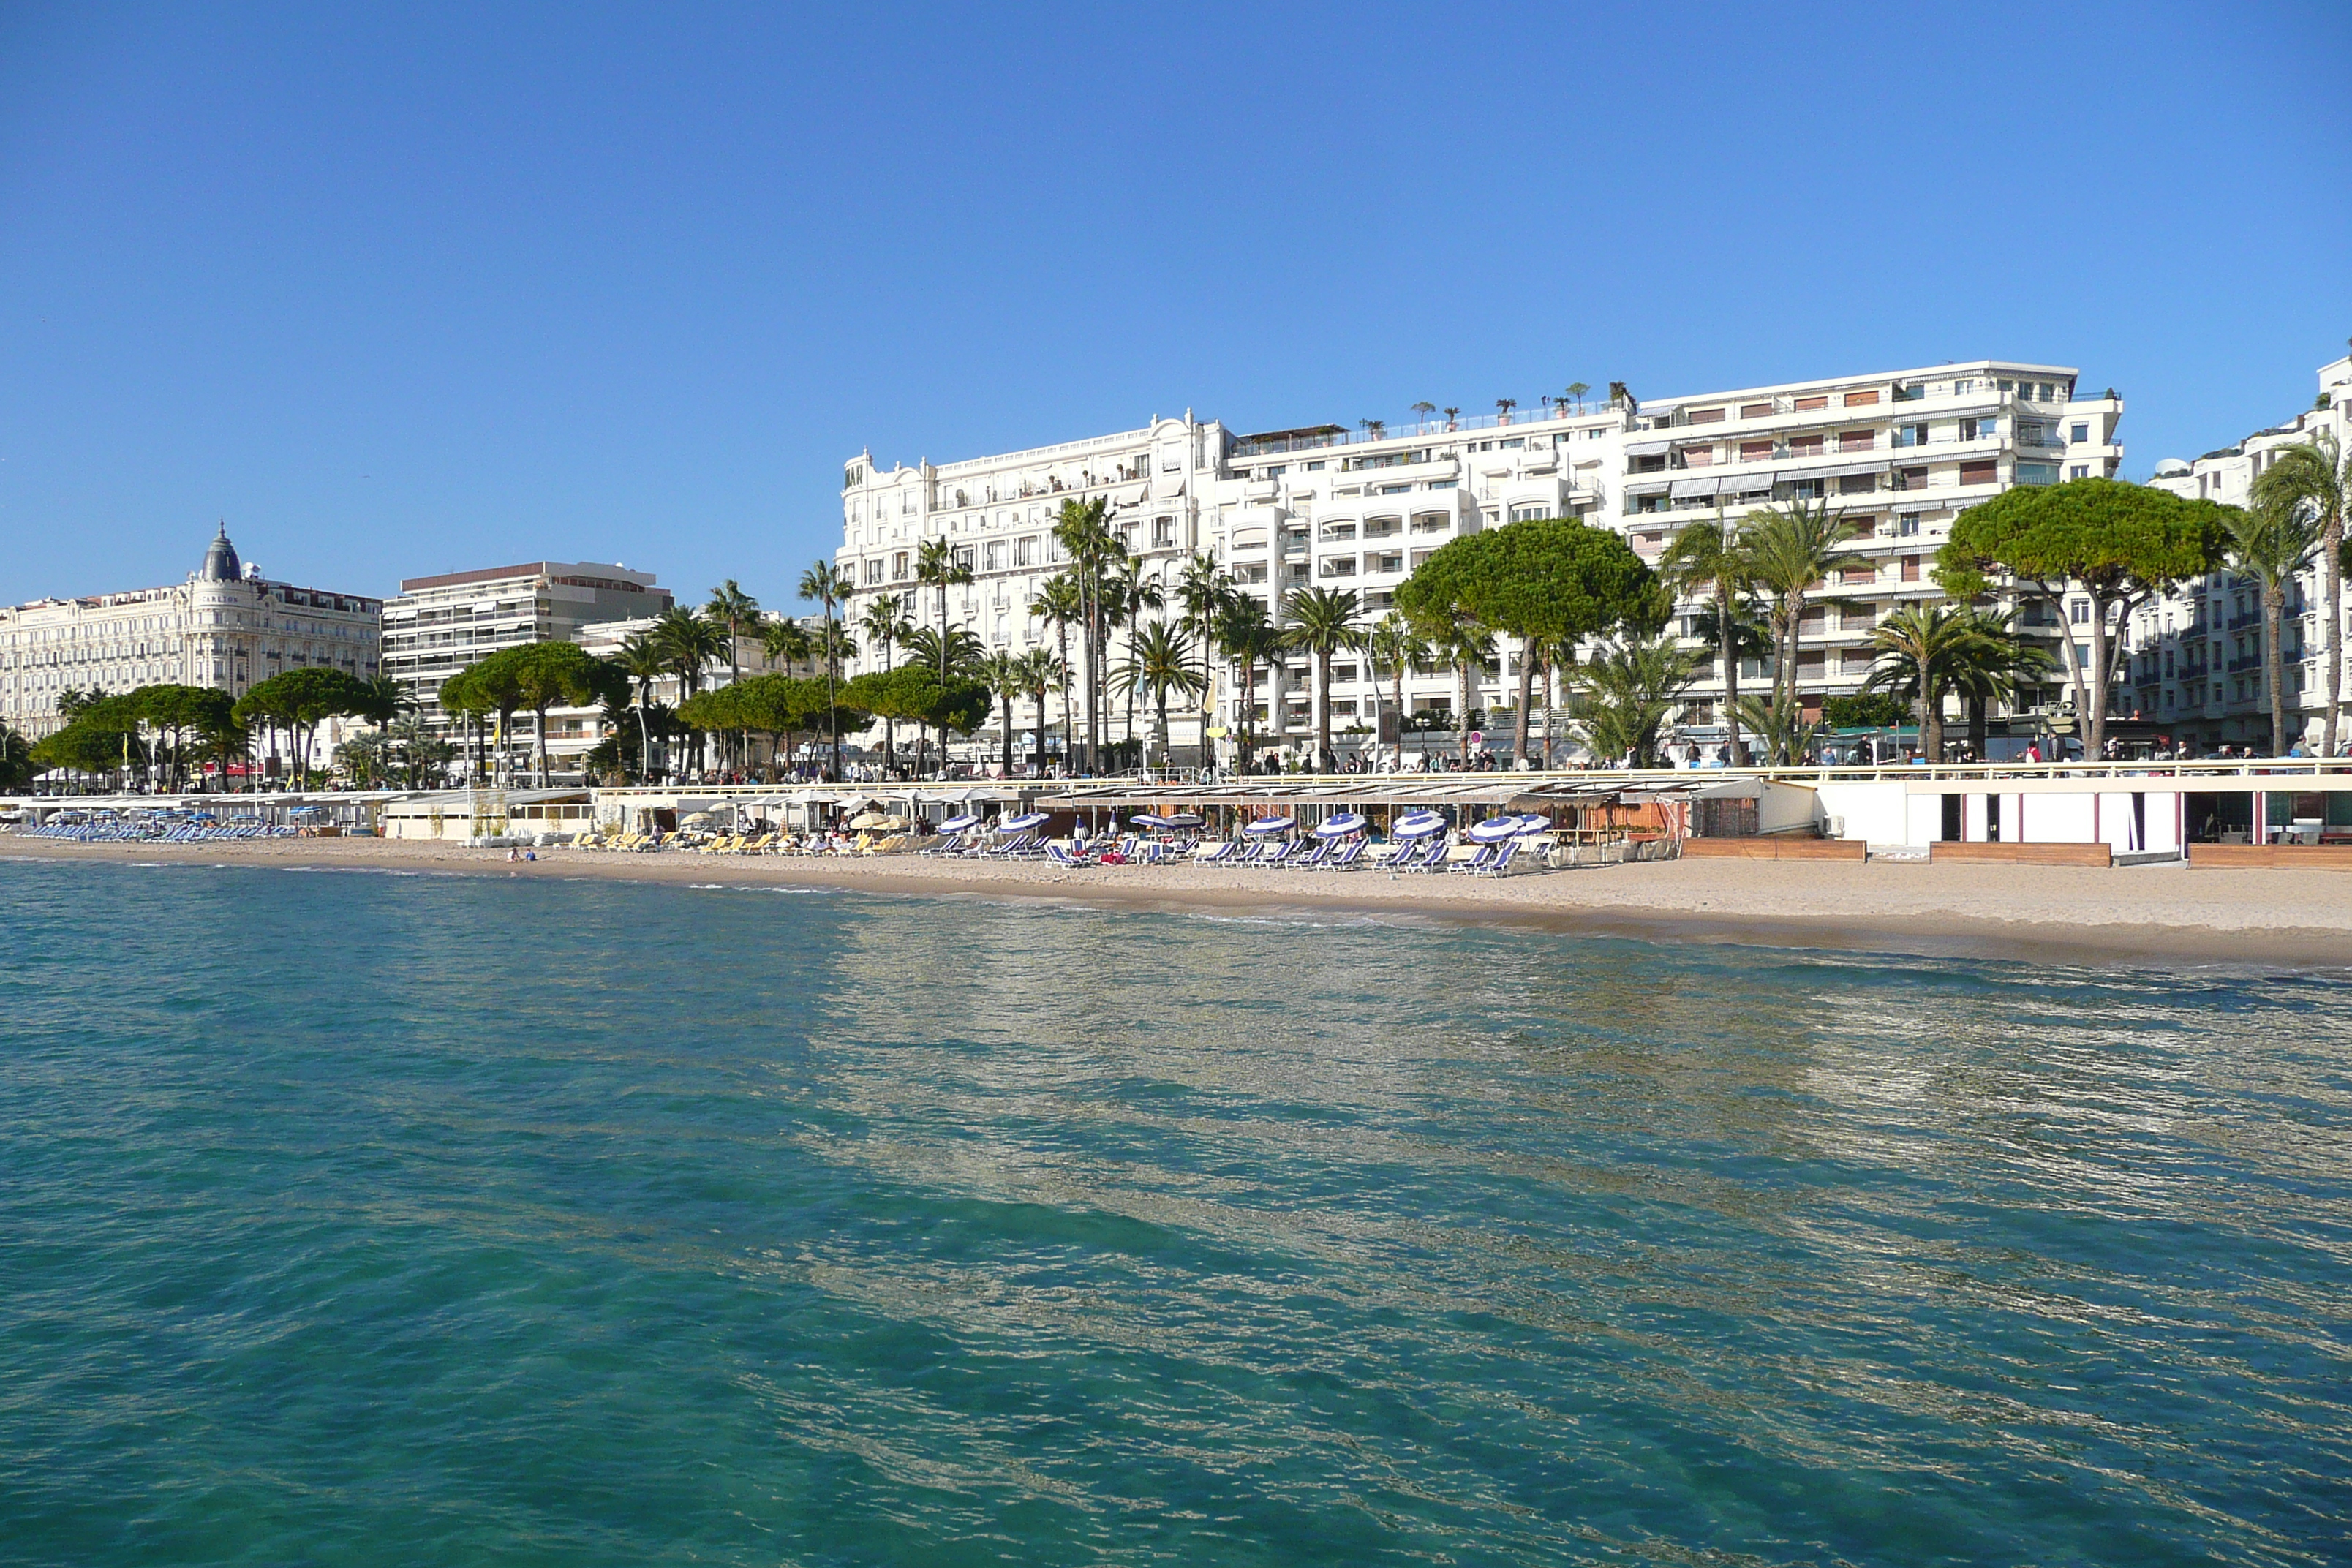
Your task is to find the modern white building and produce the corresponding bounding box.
[837,361,2122,766]
[2140,350,2352,752]
[0,524,382,750]
[380,559,674,761]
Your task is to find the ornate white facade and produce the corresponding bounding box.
[0,525,382,740]
[838,361,2124,764]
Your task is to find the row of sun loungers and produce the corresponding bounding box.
[14,820,295,843]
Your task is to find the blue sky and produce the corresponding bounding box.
[2,2,2348,610]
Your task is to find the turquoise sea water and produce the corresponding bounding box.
[1,858,2348,1566]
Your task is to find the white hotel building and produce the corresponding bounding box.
[2140,349,2352,752]
[0,524,382,743]
[836,362,2122,764]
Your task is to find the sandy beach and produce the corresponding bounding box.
[8,832,2349,970]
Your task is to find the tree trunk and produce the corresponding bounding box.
[2326,514,2343,755]
[1721,584,1745,766]
[1316,654,1331,772]
[1511,644,1534,766]
[1392,668,1407,771]
[999,694,1014,777]
[1457,659,1473,761]
[2266,583,2288,755]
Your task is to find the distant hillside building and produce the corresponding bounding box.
[0,523,382,742]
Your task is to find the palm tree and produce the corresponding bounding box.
[1107,556,1164,761]
[1355,611,1431,771]
[1661,508,1759,764]
[654,607,726,775]
[1173,551,1235,726]
[1441,407,1460,429]
[1947,608,2051,759]
[1214,597,1281,773]
[1744,497,1867,720]
[1416,608,1496,762]
[980,649,1025,777]
[2253,431,2349,753]
[798,559,856,778]
[706,581,759,685]
[1568,636,1705,767]
[614,631,669,780]
[1495,397,1516,423]
[1029,572,1085,771]
[858,592,914,769]
[1861,603,1988,761]
[2223,497,2322,753]
[1518,626,1583,769]
[1280,586,1361,772]
[1052,496,1120,771]
[1111,621,1205,769]
[901,625,984,776]
[1014,647,1062,774]
[914,537,974,684]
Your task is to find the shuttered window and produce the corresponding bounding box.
[1844,389,1880,407]
[1960,460,1998,486]
[1902,557,1922,582]
[1740,402,1771,418]
[1794,395,1828,411]
[1839,429,1876,451]
[1686,407,1725,424]
[1740,441,1774,461]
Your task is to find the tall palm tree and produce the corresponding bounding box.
[2223,497,2321,754]
[1744,497,1866,717]
[1111,620,1205,769]
[798,559,855,778]
[1355,611,1430,771]
[1051,496,1120,770]
[1861,603,1990,762]
[900,625,984,777]
[914,537,974,683]
[1173,551,1235,737]
[1280,586,1362,772]
[1518,625,1583,769]
[654,607,726,775]
[614,630,669,780]
[1029,573,1085,771]
[2253,431,2349,753]
[761,616,813,672]
[1415,606,1496,762]
[858,592,914,769]
[1215,597,1281,773]
[1661,508,1758,764]
[705,581,760,687]
[1014,647,1063,774]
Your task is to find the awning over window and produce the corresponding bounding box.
[1802,460,1891,480]
[1624,478,1673,497]
[1669,476,1721,498]
[1622,438,1673,456]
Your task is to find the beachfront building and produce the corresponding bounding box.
[0,524,382,753]
[380,559,674,772]
[2139,348,2352,753]
[836,362,2122,766]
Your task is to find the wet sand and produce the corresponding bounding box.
[10,832,2351,970]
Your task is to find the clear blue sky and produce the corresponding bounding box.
[3,2,2348,610]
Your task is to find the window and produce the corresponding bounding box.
[1425,478,1457,489]
[1961,416,1994,441]
[1379,483,1412,495]
[1794,394,1828,412]
[1902,557,1921,583]
[1843,389,1880,407]
[2070,423,2090,444]
[1686,407,1725,424]
[1739,440,1774,461]
[1508,504,1551,522]
[1893,423,1929,448]
[2070,464,2089,480]
[2017,462,2060,486]
[1839,473,1879,495]
[1013,537,1037,567]
[1839,429,1876,452]
[1740,402,1771,419]
[1959,460,1998,486]
[1152,517,1176,548]
[1897,514,1921,538]
[1787,434,1825,457]
[2070,600,2090,625]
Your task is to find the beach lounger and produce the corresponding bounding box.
[1321,838,1366,870]
[1469,839,1522,877]
[1291,840,1330,870]
[1395,837,1449,873]
[1044,842,1090,868]
[1450,843,1500,875]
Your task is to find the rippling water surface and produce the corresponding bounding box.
[2,858,2348,1565]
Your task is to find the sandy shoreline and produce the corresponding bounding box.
[9,832,2351,970]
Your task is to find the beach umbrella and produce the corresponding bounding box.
[1466,816,1523,843]
[936,813,981,833]
[1313,813,1369,838]
[1161,813,1205,829]
[1510,814,1554,836]
[998,812,1049,832]
[846,811,892,830]
[1244,815,1294,835]
[1392,810,1448,838]
[1128,814,1175,832]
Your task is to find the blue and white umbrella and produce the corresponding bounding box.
[1466,816,1522,843]
[1244,815,1294,835]
[1510,814,1554,836]
[1392,810,1448,839]
[935,813,981,833]
[1161,813,1205,830]
[1313,813,1369,838]
[997,812,1050,833]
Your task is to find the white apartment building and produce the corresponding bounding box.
[2141,350,2352,752]
[0,524,382,747]
[381,560,674,754]
[837,362,2122,766]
